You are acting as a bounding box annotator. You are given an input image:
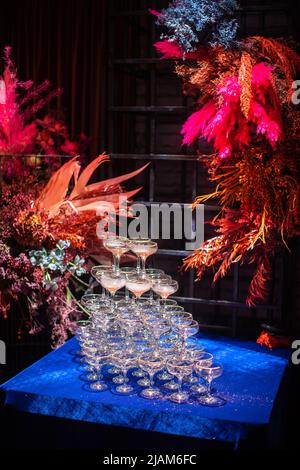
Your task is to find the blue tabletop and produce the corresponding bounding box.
[0,335,290,445]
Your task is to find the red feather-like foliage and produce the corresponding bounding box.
[154,40,185,59]
[0,46,81,178]
[181,65,282,156]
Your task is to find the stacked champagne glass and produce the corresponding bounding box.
[76,235,225,406]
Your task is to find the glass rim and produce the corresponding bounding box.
[104,238,128,247]
[101,272,126,280]
[91,264,112,270]
[166,359,194,367]
[127,238,152,243]
[165,305,184,310]
[81,293,104,299]
[91,265,113,275]
[169,311,192,317]
[139,356,164,365]
[193,352,213,360]
[195,362,222,371]
[126,275,152,283]
[183,319,199,326]
[145,268,164,273]
[152,279,178,285]
[120,266,138,272]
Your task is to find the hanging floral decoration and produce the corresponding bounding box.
[150,0,239,52]
[152,2,300,305]
[0,154,147,346]
[0,46,87,179]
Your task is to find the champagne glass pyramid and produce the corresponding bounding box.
[76,238,224,406]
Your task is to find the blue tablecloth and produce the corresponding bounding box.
[0,335,289,446]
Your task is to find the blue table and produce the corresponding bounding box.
[0,335,289,447]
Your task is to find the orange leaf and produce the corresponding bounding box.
[80,163,150,197]
[72,187,142,213]
[35,157,80,213]
[70,153,109,198]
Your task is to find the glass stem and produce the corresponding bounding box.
[141,256,146,275]
[149,289,154,304]
[125,286,130,301]
[149,372,154,388]
[159,297,164,316]
[112,255,117,272]
[207,379,212,395]
[177,376,183,393]
[101,286,106,299]
[136,257,141,274]
[111,291,117,308]
[115,255,120,274]
[161,298,167,316]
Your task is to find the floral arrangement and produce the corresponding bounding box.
[152,2,300,305]
[0,46,86,180]
[0,154,146,346]
[150,0,239,52]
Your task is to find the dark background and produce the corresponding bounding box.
[0,0,300,383]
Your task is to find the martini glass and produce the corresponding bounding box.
[113,352,137,394]
[196,364,226,406]
[103,236,129,274]
[141,318,171,384]
[146,273,171,307]
[134,333,159,387]
[83,352,102,383]
[176,320,199,354]
[166,358,194,403]
[125,275,152,308]
[91,265,114,299]
[128,239,158,276]
[141,269,165,305]
[89,349,111,391]
[81,345,101,381]
[76,319,91,345]
[106,323,127,377]
[169,311,193,326]
[139,355,164,399]
[190,352,214,392]
[152,279,178,313]
[163,318,199,390]
[100,272,126,308]
[164,305,185,315]
[131,337,153,379]
[119,312,142,353]
[164,324,191,390]
[182,348,210,385]
[81,294,110,313]
[119,266,138,304]
[78,330,99,378]
[143,316,171,347]
[184,342,206,359]
[156,337,179,382]
[76,320,101,364]
[92,308,115,333]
